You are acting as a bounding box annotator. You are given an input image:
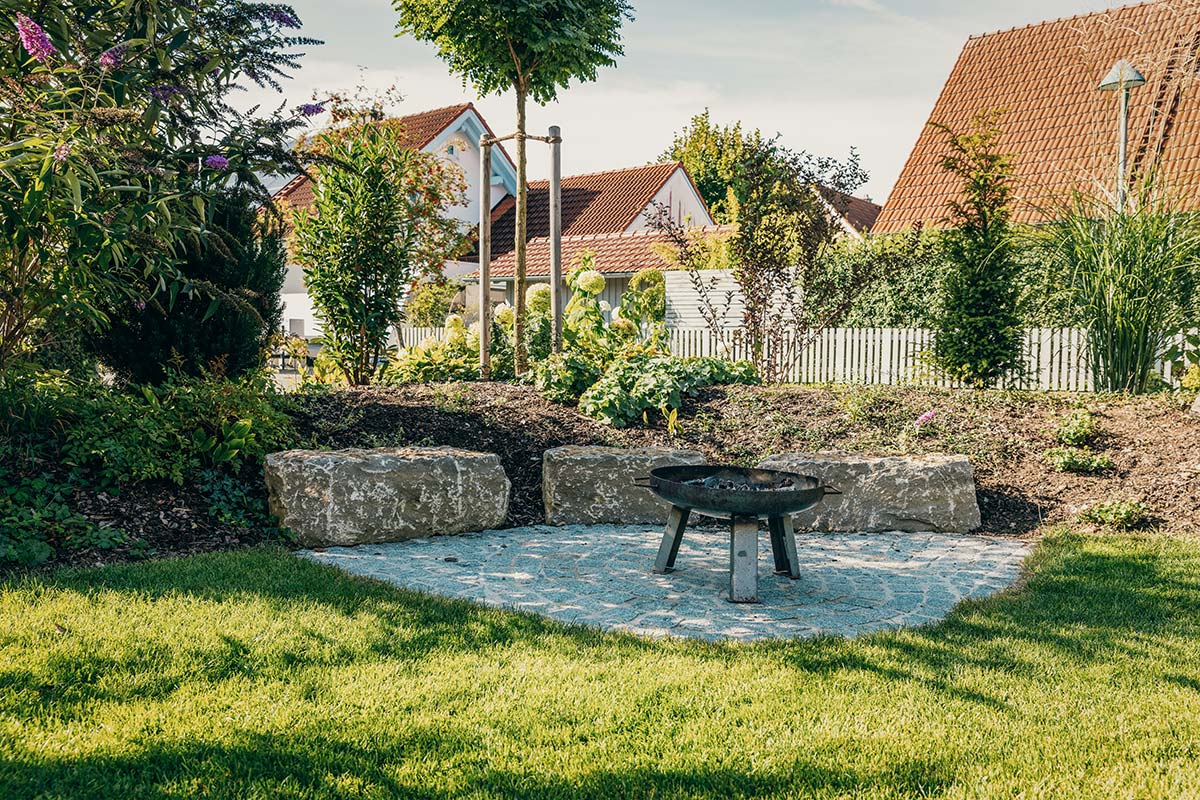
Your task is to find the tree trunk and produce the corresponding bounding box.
[513,85,529,375]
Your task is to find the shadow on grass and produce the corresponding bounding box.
[0,728,956,800]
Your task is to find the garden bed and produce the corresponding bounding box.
[287,383,1200,536]
[21,382,1199,574]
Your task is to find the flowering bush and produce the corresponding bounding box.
[0,2,317,371]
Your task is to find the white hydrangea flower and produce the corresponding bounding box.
[576,269,606,295]
[599,301,612,313]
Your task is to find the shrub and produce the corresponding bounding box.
[578,353,757,428]
[1043,446,1113,475]
[931,111,1025,388]
[0,373,295,565]
[90,188,287,384]
[406,280,463,327]
[1078,500,1153,530]
[1055,408,1100,447]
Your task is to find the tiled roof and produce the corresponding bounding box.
[488,162,684,254]
[487,226,734,278]
[820,187,883,233]
[875,1,1200,233]
[272,103,475,213]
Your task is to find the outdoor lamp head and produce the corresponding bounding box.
[1098,60,1147,92]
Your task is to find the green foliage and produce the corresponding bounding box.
[659,110,765,223]
[1183,364,1200,394]
[931,111,1025,388]
[395,0,633,105]
[579,354,757,428]
[1078,500,1153,530]
[622,270,666,329]
[405,280,463,328]
[0,2,314,371]
[0,374,294,564]
[1043,446,1113,475]
[1055,408,1100,447]
[89,189,287,383]
[837,229,948,327]
[1032,188,1200,393]
[292,109,468,385]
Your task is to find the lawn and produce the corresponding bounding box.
[2,531,1200,799]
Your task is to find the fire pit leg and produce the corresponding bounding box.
[768,516,790,575]
[775,515,801,579]
[654,505,690,574]
[729,517,759,603]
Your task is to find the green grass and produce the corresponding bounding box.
[3,533,1200,799]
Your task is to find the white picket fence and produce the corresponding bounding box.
[393,325,1192,392]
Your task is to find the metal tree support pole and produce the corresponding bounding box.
[548,125,564,352]
[1118,85,1130,212]
[479,135,493,378]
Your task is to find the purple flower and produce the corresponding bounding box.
[148,85,182,102]
[133,300,146,312]
[297,102,325,117]
[203,154,229,169]
[266,9,300,28]
[99,45,126,71]
[914,410,938,427]
[52,143,71,162]
[15,13,57,63]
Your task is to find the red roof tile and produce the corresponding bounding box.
[488,226,733,278]
[875,1,1200,233]
[488,162,685,255]
[820,187,883,233]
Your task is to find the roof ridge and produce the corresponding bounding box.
[398,102,473,118]
[966,0,1165,42]
[525,161,680,185]
[519,224,733,245]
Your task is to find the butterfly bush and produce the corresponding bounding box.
[15,13,56,63]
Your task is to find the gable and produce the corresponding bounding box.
[875,1,1200,233]
[488,162,711,256]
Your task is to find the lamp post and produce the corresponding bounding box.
[1098,59,1147,212]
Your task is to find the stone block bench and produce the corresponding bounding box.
[543,446,706,526]
[757,453,981,533]
[265,447,510,547]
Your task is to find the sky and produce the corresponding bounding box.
[242,0,1132,204]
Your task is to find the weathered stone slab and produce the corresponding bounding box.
[757,452,981,533]
[1191,393,1200,417]
[543,446,705,526]
[265,447,509,547]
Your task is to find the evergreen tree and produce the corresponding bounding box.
[92,189,286,383]
[932,111,1025,388]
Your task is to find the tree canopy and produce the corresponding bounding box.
[659,110,766,224]
[394,0,633,102]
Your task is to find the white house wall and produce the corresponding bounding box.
[625,169,713,232]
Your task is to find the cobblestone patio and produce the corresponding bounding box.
[301,525,1032,642]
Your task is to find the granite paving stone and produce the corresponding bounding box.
[300,524,1031,642]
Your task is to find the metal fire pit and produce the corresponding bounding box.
[636,466,839,603]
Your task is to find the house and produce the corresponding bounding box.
[272,103,518,337]
[874,0,1200,233]
[484,162,715,306]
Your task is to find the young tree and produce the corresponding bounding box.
[291,112,468,385]
[659,110,766,224]
[0,2,316,372]
[931,111,1025,388]
[89,188,287,384]
[395,0,633,375]
[654,136,870,382]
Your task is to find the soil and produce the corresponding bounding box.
[23,382,1200,574]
